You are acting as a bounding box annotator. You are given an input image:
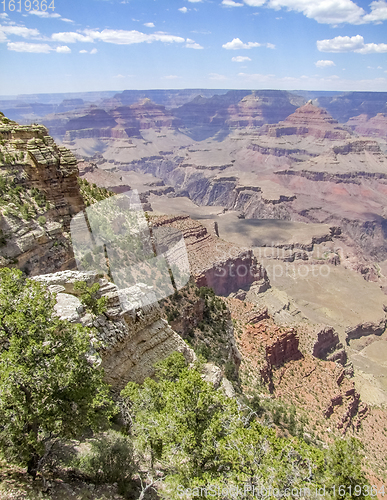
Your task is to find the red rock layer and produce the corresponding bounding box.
[151,214,268,296]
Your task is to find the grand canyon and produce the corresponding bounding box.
[1,88,387,496]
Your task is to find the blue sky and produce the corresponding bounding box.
[0,0,386,95]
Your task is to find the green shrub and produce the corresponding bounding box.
[74,281,107,316]
[75,430,134,485]
[20,205,31,220]
[37,215,46,226]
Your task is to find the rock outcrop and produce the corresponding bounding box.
[345,317,387,342]
[0,114,84,275]
[151,214,269,295]
[312,326,347,364]
[33,270,196,389]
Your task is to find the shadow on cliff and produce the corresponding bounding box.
[178,125,231,142]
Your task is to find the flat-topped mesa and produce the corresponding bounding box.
[172,90,298,129]
[268,102,351,140]
[331,138,382,155]
[226,92,298,128]
[151,214,269,296]
[64,99,180,140]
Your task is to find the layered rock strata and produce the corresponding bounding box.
[347,113,387,140]
[267,102,351,140]
[150,214,269,295]
[0,114,84,275]
[33,270,196,389]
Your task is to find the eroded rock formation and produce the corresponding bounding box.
[0,115,84,275]
[347,113,387,140]
[33,270,196,389]
[151,214,269,295]
[267,102,351,140]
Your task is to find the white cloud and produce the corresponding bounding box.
[185,38,203,49]
[0,24,40,39]
[267,0,365,24]
[164,75,180,79]
[179,7,188,12]
[222,37,261,49]
[377,65,383,69]
[317,35,387,54]
[29,11,61,18]
[79,49,88,53]
[56,45,71,53]
[7,41,51,53]
[187,0,202,2]
[83,28,185,45]
[315,59,336,67]
[317,34,363,52]
[28,9,73,22]
[0,13,8,19]
[232,55,252,62]
[243,0,266,6]
[144,22,155,27]
[209,73,227,80]
[222,0,244,6]
[266,42,275,49]
[113,74,125,78]
[90,48,98,54]
[362,0,387,22]
[51,32,94,43]
[242,0,387,24]
[356,42,387,54]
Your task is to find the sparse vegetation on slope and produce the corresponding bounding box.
[159,282,238,379]
[77,177,115,206]
[0,268,116,480]
[120,352,371,500]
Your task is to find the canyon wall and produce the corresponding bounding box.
[151,214,269,295]
[33,270,196,390]
[0,115,84,275]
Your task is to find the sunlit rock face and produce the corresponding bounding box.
[0,115,84,275]
[33,270,196,389]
